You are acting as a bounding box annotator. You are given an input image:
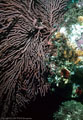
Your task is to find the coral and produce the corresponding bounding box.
[46,33,81,87]
[71,83,83,98]
[61,68,70,79]
[62,2,83,34]
[46,1,83,89]
[53,100,83,120]
[0,0,69,117]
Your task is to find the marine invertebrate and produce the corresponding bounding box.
[53,100,83,120]
[46,33,81,87]
[0,0,69,117]
[61,68,70,79]
[78,16,83,23]
[46,0,83,100]
[71,83,83,98]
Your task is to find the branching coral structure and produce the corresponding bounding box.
[0,0,69,117]
[53,100,83,120]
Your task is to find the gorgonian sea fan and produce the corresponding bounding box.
[0,0,69,117]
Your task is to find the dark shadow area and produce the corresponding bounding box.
[18,85,73,120]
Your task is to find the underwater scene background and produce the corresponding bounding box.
[0,0,83,120]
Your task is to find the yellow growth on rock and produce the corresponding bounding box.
[55,32,62,38]
[75,50,83,56]
[74,50,83,64]
[78,16,83,23]
[74,58,81,64]
[63,49,82,64]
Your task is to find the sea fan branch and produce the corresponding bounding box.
[0,0,69,117]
